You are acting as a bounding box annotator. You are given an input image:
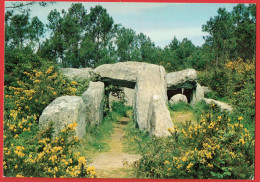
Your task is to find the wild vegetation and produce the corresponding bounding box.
[3,2,255,179]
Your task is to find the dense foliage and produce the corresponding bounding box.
[4,2,255,179]
[128,103,254,179]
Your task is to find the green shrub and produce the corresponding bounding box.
[111,102,128,117]
[134,109,254,179]
[4,65,78,120]
[4,61,96,178]
[4,116,96,178]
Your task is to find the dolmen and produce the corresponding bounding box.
[39,61,232,138]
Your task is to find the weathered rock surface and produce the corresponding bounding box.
[61,68,93,81]
[124,87,135,106]
[93,62,140,88]
[39,96,86,138]
[166,69,197,90]
[169,94,188,105]
[201,86,212,93]
[190,83,204,106]
[82,81,105,126]
[133,63,168,133]
[147,95,173,137]
[95,61,172,136]
[202,98,233,112]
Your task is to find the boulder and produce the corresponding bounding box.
[166,69,197,90]
[39,96,86,138]
[147,95,174,137]
[82,81,105,126]
[169,94,188,105]
[202,98,233,112]
[190,83,204,106]
[61,68,94,81]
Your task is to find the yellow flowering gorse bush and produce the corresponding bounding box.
[135,110,254,179]
[4,65,95,178]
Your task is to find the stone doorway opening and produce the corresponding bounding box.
[167,88,193,103]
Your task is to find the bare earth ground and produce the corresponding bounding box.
[90,116,141,178]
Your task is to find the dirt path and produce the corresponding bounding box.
[90,116,141,178]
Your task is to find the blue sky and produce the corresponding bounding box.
[6,2,237,48]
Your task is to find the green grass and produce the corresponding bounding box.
[111,101,130,117]
[169,102,193,112]
[76,112,116,158]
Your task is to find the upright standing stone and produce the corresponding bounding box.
[147,95,174,137]
[124,87,135,106]
[39,96,86,138]
[190,83,204,106]
[133,63,169,132]
[82,81,105,126]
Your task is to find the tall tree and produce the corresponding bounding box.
[202,8,234,66]
[232,4,256,60]
[87,5,114,67]
[115,26,139,62]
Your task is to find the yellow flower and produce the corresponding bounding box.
[33,80,40,84]
[70,81,78,86]
[16,173,24,177]
[208,163,213,168]
[45,66,54,74]
[239,138,245,145]
[182,156,187,162]
[186,162,193,170]
[78,156,86,165]
[15,164,18,169]
[238,117,243,121]
[164,160,170,165]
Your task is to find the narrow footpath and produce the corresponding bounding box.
[90,116,141,178]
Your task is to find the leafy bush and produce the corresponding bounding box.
[4,116,96,178]
[134,110,254,179]
[198,58,255,128]
[4,65,78,120]
[4,62,96,178]
[111,101,128,117]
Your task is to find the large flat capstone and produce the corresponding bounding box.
[93,62,140,88]
[166,69,197,90]
[82,81,105,126]
[39,96,86,138]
